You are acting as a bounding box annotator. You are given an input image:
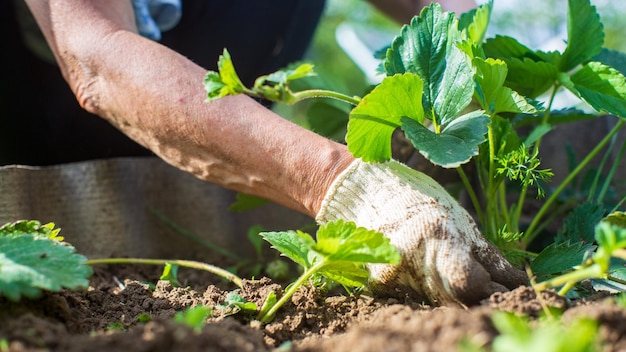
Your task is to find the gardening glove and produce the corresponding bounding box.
[316,158,528,306]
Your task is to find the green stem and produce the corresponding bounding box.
[598,132,626,202]
[86,258,243,288]
[533,264,605,292]
[291,89,361,106]
[457,166,484,226]
[531,86,559,155]
[523,119,625,246]
[258,261,325,323]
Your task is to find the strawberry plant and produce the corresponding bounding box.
[256,219,400,323]
[204,0,626,296]
[0,220,92,301]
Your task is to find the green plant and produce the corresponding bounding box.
[0,220,93,301]
[173,305,212,333]
[255,219,400,323]
[532,212,626,295]
[489,311,600,352]
[204,0,626,296]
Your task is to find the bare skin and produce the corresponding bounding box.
[23,0,354,217]
[23,0,476,218]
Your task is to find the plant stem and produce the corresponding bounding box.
[257,261,325,323]
[86,258,243,287]
[533,264,605,292]
[291,89,361,106]
[598,132,626,202]
[523,119,625,246]
[457,166,484,225]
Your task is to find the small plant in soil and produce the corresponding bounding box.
[256,219,400,323]
[204,0,626,298]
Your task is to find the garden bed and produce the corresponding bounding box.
[1,264,625,352]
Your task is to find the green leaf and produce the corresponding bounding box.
[174,305,212,333]
[559,0,604,72]
[382,3,473,123]
[0,220,63,241]
[483,36,559,98]
[556,201,605,244]
[204,49,247,102]
[319,261,370,288]
[530,241,595,277]
[473,58,539,115]
[159,263,181,287]
[0,232,93,301]
[602,211,626,229]
[218,292,258,315]
[401,110,489,168]
[594,48,626,76]
[259,230,315,269]
[346,73,424,162]
[567,61,626,118]
[458,0,493,45]
[313,220,401,264]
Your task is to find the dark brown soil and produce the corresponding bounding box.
[1,263,625,352]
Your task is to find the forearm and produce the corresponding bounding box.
[24,0,353,217]
[367,0,476,23]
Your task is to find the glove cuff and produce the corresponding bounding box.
[316,158,434,225]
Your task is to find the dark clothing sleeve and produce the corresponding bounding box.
[0,0,326,166]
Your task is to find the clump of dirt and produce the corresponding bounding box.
[1,265,625,351]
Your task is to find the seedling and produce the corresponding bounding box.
[255,219,400,323]
[489,311,600,352]
[173,305,212,333]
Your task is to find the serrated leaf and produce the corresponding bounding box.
[0,234,92,301]
[259,230,314,269]
[346,73,424,162]
[382,3,473,123]
[483,36,559,98]
[204,49,247,102]
[0,220,63,241]
[531,241,596,276]
[473,58,539,115]
[401,110,489,168]
[313,220,401,264]
[458,0,493,45]
[594,48,626,76]
[567,61,626,118]
[556,201,605,244]
[559,0,604,72]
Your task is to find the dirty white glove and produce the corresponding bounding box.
[316,159,527,306]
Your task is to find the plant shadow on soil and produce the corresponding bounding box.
[2,264,626,352]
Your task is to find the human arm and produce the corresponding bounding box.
[367,0,476,23]
[23,0,354,217]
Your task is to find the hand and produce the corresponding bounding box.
[315,159,527,306]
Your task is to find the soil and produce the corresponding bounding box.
[1,263,626,352]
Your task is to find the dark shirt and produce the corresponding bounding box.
[1,0,326,165]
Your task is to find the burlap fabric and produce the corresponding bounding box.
[0,157,313,259]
